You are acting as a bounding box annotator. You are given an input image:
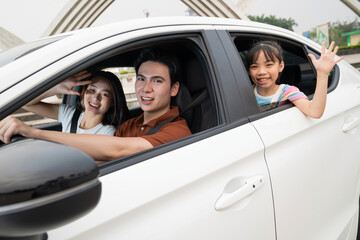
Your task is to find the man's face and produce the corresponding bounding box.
[135,61,179,121]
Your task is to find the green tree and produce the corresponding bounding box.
[248,14,298,31]
[329,19,360,46]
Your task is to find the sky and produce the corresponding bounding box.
[0,0,359,42]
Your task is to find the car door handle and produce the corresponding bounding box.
[343,116,360,133]
[215,175,264,211]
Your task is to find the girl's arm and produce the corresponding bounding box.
[23,71,92,119]
[293,41,343,119]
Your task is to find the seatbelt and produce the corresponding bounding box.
[70,109,82,133]
[145,89,208,136]
[144,117,176,136]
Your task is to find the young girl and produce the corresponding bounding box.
[246,40,343,118]
[24,70,129,135]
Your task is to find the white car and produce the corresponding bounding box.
[1,17,360,240]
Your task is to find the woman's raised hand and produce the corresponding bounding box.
[55,70,92,95]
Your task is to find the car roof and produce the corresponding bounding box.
[65,16,271,39]
[0,16,319,95]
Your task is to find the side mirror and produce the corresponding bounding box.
[0,139,101,239]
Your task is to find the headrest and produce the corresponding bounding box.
[280,64,301,86]
[172,83,193,125]
[185,58,206,93]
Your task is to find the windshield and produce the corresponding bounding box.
[0,35,68,68]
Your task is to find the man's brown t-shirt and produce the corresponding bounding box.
[114,106,191,147]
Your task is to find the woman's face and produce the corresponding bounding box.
[83,76,113,116]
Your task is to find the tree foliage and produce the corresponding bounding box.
[248,14,298,31]
[329,19,360,46]
[249,14,360,47]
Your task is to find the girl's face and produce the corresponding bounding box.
[83,76,113,116]
[249,50,284,91]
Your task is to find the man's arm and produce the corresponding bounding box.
[0,116,153,162]
[34,130,153,161]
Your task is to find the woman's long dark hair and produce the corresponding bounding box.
[76,71,129,128]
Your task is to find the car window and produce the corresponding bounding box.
[12,96,60,128]
[233,35,316,95]
[11,34,221,169]
[64,38,219,135]
[231,34,339,114]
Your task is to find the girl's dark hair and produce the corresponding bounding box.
[134,48,178,85]
[76,71,129,128]
[246,40,284,83]
[246,40,284,66]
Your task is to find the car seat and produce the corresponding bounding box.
[280,64,301,86]
[179,57,215,133]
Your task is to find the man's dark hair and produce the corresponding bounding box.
[134,48,178,85]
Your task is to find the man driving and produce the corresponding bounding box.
[0,49,192,162]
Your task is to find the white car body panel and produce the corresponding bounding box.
[251,62,360,240]
[49,124,275,239]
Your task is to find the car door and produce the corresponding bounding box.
[0,23,276,239]
[223,27,360,240]
[39,27,277,239]
[253,63,360,240]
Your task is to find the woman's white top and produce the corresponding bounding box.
[58,104,116,135]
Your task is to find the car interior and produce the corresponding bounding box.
[40,39,219,138]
